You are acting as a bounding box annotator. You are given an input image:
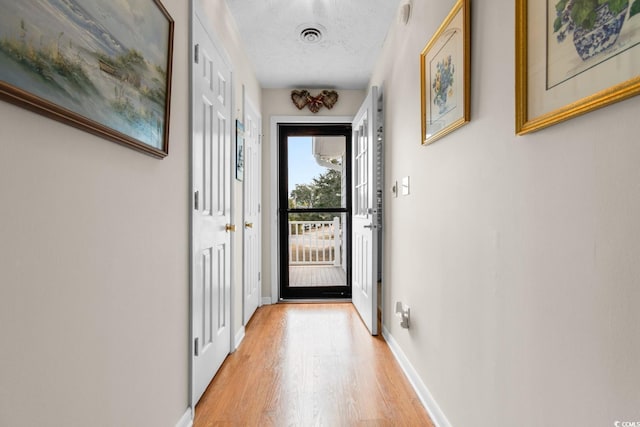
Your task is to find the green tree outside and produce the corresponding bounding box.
[289,169,342,222]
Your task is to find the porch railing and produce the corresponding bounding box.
[289,217,341,266]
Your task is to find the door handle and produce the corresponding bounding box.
[363,223,374,229]
[225,224,236,232]
[244,222,253,229]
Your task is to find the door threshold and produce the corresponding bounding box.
[279,298,352,304]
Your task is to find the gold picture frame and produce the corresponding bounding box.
[420,0,471,145]
[516,0,640,135]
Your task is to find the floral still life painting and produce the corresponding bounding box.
[432,54,456,116]
[548,0,640,88]
[420,0,470,145]
[0,0,174,158]
[516,0,640,135]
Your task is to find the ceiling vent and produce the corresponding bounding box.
[298,24,325,44]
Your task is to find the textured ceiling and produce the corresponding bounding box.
[225,0,402,89]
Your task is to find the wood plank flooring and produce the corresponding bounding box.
[194,303,434,427]
[289,266,347,287]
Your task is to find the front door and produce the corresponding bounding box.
[191,15,232,404]
[351,87,382,335]
[278,124,352,299]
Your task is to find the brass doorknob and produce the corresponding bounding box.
[225,224,236,232]
[244,222,253,229]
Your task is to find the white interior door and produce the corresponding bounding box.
[351,86,381,335]
[192,15,232,404]
[243,99,261,325]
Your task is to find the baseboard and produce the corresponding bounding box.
[382,325,452,427]
[261,297,272,305]
[234,326,246,351]
[175,407,193,427]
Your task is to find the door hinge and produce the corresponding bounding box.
[194,190,200,211]
[194,44,200,64]
[194,337,199,356]
[258,272,261,281]
[258,203,261,213]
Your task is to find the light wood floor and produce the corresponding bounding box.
[289,266,347,287]
[194,303,434,427]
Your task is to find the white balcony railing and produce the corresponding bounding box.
[288,218,341,266]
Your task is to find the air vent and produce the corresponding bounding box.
[300,27,323,43]
[297,24,326,44]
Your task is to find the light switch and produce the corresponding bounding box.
[401,176,410,196]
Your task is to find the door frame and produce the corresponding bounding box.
[269,116,353,303]
[189,1,236,411]
[278,124,352,300]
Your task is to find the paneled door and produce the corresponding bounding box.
[243,99,261,324]
[191,15,232,404]
[351,86,381,335]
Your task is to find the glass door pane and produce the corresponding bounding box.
[288,212,346,287]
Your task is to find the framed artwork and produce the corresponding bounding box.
[420,0,471,145]
[236,120,244,181]
[516,0,640,135]
[0,0,174,158]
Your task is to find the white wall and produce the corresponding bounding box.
[0,1,189,425]
[260,88,365,299]
[371,1,640,426]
